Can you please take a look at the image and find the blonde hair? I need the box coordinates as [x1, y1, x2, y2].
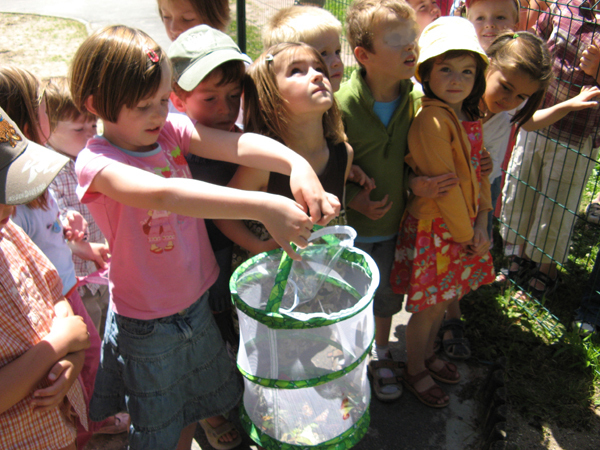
[70, 25, 169, 123]
[244, 43, 346, 146]
[466, 0, 520, 25]
[0, 65, 47, 145]
[157, 0, 230, 32]
[346, 0, 417, 53]
[43, 77, 96, 131]
[263, 6, 342, 49]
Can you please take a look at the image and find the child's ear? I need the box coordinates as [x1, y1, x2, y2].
[84, 96, 99, 116]
[169, 91, 187, 113]
[354, 46, 370, 67]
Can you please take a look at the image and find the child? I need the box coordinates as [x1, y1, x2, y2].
[169, 25, 251, 351]
[214, 42, 361, 264]
[500, 0, 600, 300]
[70, 25, 339, 450]
[44, 76, 111, 336]
[157, 0, 230, 40]
[407, 0, 441, 34]
[336, 0, 459, 402]
[0, 65, 127, 445]
[0, 106, 90, 450]
[465, 0, 520, 51]
[263, 6, 345, 92]
[390, 17, 495, 407]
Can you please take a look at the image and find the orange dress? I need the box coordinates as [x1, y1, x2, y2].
[390, 120, 495, 312]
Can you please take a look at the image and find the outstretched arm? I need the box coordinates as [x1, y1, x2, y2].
[89, 163, 317, 259]
[522, 85, 600, 131]
[188, 124, 340, 225]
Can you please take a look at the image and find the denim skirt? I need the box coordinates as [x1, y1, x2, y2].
[90, 292, 243, 450]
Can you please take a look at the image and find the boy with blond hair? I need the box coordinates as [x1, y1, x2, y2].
[262, 5, 345, 92]
[336, 0, 460, 402]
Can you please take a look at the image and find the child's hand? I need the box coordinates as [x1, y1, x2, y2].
[410, 174, 459, 198]
[480, 148, 493, 177]
[289, 161, 340, 225]
[45, 315, 90, 357]
[348, 187, 392, 221]
[69, 241, 110, 269]
[348, 165, 376, 190]
[580, 43, 600, 80]
[259, 196, 314, 260]
[63, 210, 88, 242]
[466, 226, 490, 258]
[31, 350, 85, 414]
[564, 85, 600, 111]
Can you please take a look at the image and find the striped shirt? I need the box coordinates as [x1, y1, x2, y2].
[0, 220, 87, 449]
[537, 0, 600, 148]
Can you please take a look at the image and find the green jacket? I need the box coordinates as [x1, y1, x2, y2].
[335, 69, 421, 237]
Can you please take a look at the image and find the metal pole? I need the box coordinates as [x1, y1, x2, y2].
[237, 0, 246, 53]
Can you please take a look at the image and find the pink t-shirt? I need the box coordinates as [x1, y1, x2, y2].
[76, 114, 218, 319]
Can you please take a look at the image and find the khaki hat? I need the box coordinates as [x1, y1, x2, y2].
[415, 16, 489, 83]
[0, 107, 68, 205]
[168, 25, 252, 91]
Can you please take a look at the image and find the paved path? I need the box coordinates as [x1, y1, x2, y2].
[0, 2, 488, 448]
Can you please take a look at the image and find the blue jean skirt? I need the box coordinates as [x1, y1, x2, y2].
[90, 292, 243, 450]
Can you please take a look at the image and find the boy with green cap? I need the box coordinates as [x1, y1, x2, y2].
[168, 24, 251, 358]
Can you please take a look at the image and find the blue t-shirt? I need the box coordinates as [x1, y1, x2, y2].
[373, 96, 401, 128]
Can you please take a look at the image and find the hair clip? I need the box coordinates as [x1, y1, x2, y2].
[265, 53, 274, 62]
[146, 48, 159, 63]
[513, 33, 520, 39]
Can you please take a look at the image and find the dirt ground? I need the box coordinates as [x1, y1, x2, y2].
[3, 10, 600, 450]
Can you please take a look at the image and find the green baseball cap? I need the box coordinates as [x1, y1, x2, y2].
[168, 25, 252, 91]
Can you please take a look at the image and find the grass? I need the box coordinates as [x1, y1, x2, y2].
[460, 202, 600, 429]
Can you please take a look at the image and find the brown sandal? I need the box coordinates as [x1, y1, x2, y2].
[425, 354, 460, 384]
[400, 363, 449, 408]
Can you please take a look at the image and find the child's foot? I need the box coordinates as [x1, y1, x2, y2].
[199, 416, 242, 449]
[367, 360, 403, 402]
[401, 364, 449, 408]
[439, 319, 471, 360]
[425, 354, 460, 384]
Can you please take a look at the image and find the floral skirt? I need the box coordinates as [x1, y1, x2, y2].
[390, 214, 495, 313]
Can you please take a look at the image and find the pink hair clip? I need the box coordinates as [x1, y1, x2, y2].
[146, 48, 159, 63]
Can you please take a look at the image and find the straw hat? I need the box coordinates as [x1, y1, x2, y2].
[415, 16, 489, 82]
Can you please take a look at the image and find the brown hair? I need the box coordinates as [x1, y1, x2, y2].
[419, 50, 488, 121]
[346, 0, 417, 54]
[70, 25, 169, 123]
[486, 31, 552, 129]
[243, 42, 346, 146]
[43, 77, 96, 131]
[0, 66, 45, 145]
[263, 6, 342, 49]
[157, 0, 230, 32]
[172, 60, 245, 99]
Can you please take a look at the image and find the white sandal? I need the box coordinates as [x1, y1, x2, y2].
[198, 418, 242, 450]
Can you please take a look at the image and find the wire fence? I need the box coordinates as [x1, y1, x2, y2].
[234, 0, 600, 346]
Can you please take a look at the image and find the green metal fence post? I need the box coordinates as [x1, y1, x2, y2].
[237, 0, 246, 53]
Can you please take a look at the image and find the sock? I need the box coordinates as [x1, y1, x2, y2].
[375, 344, 390, 360]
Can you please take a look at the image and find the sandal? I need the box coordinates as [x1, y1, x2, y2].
[199, 418, 242, 450]
[439, 319, 471, 360]
[399, 363, 449, 408]
[586, 201, 600, 225]
[495, 255, 536, 285]
[526, 271, 558, 301]
[425, 354, 461, 384]
[367, 360, 403, 402]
